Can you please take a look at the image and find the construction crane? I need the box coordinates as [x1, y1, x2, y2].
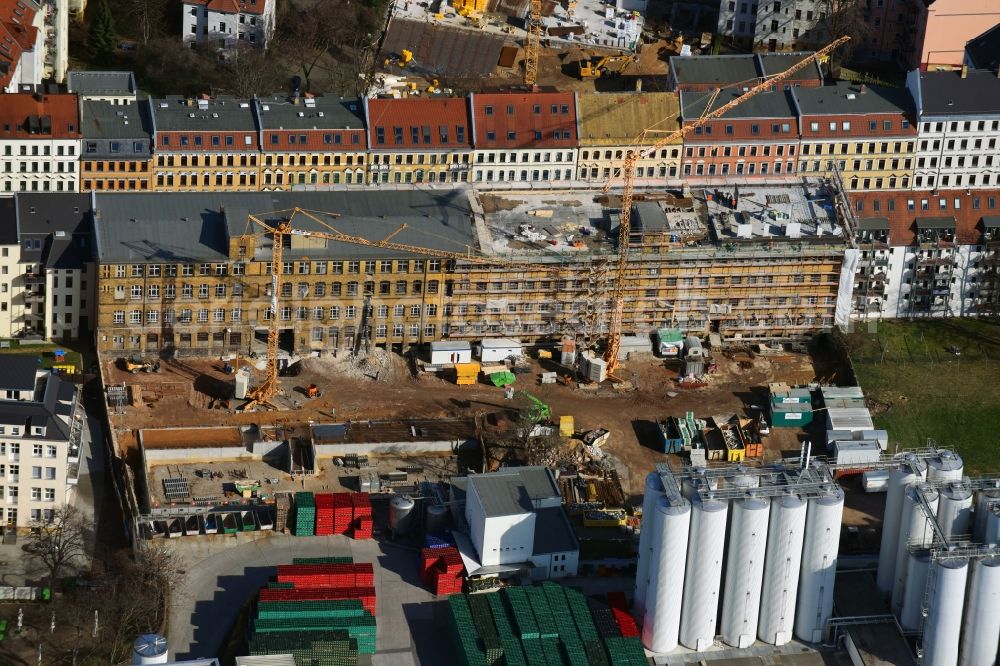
[240, 208, 565, 410]
[523, 0, 542, 85]
[601, 36, 850, 375]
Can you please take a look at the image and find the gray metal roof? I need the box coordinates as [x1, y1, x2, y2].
[533, 506, 578, 555]
[670, 54, 760, 87]
[0, 355, 39, 391]
[67, 71, 136, 97]
[256, 95, 365, 130]
[915, 216, 956, 229]
[150, 96, 257, 132]
[857, 217, 890, 231]
[965, 24, 1000, 72]
[917, 70, 1000, 116]
[983, 215, 1000, 229]
[81, 100, 153, 140]
[0, 198, 17, 245]
[16, 193, 94, 268]
[632, 201, 668, 231]
[681, 88, 796, 120]
[467, 466, 560, 517]
[792, 82, 914, 116]
[0, 374, 73, 441]
[757, 52, 824, 82]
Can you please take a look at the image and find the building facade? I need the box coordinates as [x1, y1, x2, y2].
[364, 97, 471, 186]
[716, 0, 830, 51]
[669, 51, 824, 92]
[67, 70, 138, 105]
[182, 0, 275, 49]
[0, 0, 44, 93]
[0, 93, 80, 195]
[80, 99, 153, 192]
[469, 91, 578, 184]
[911, 0, 1000, 70]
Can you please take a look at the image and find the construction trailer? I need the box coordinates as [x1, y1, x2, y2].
[429, 341, 473, 365]
[478, 338, 523, 363]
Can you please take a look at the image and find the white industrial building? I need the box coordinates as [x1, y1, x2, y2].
[635, 461, 844, 653]
[450, 466, 579, 580]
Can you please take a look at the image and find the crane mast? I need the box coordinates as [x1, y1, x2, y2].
[524, 0, 542, 85]
[601, 36, 850, 375]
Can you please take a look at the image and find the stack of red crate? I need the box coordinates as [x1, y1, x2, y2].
[419, 546, 464, 595]
[606, 591, 640, 637]
[332, 493, 354, 535]
[313, 493, 335, 536]
[353, 562, 374, 587]
[351, 493, 373, 539]
[259, 586, 377, 614]
[276, 563, 372, 587]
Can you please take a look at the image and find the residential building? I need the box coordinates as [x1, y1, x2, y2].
[716, 0, 831, 51]
[848, 188, 1000, 318]
[911, 0, 1000, 70]
[906, 67, 1000, 190]
[256, 94, 367, 190]
[92, 191, 461, 355]
[469, 91, 578, 184]
[0, 357, 81, 533]
[148, 96, 260, 192]
[792, 81, 916, 191]
[453, 467, 578, 580]
[181, 0, 276, 50]
[679, 88, 800, 181]
[669, 51, 824, 92]
[15, 193, 95, 340]
[364, 96, 472, 185]
[67, 70, 137, 105]
[0, 0, 43, 93]
[80, 99, 154, 192]
[861, 0, 914, 63]
[0, 199, 19, 337]
[0, 93, 80, 195]
[575, 92, 683, 184]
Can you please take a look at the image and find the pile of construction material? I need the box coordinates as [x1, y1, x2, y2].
[293, 492, 374, 540]
[420, 544, 465, 595]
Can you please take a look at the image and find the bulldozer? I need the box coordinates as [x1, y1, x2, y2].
[121, 355, 160, 374]
[577, 54, 637, 79]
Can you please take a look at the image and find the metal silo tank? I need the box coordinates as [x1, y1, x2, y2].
[389, 495, 415, 535]
[937, 482, 973, 539]
[794, 488, 844, 643]
[758, 493, 807, 646]
[425, 503, 450, 535]
[923, 557, 969, 666]
[926, 450, 964, 483]
[899, 550, 931, 632]
[973, 486, 1000, 542]
[892, 484, 939, 614]
[634, 472, 666, 619]
[720, 496, 771, 649]
[729, 469, 759, 490]
[959, 556, 1000, 666]
[984, 503, 1000, 545]
[131, 634, 169, 665]
[876, 455, 926, 595]
[642, 496, 692, 653]
[679, 495, 729, 651]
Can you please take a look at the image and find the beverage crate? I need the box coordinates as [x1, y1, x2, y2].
[486, 592, 526, 666]
[605, 593, 639, 639]
[539, 636, 562, 666]
[294, 492, 316, 536]
[259, 586, 376, 614]
[603, 636, 648, 665]
[587, 598, 621, 639]
[466, 594, 498, 644]
[563, 588, 599, 643]
[503, 587, 539, 640]
[424, 534, 453, 549]
[583, 639, 610, 666]
[352, 515, 373, 540]
[430, 565, 463, 596]
[525, 587, 557, 639]
[351, 492, 372, 517]
[292, 556, 354, 565]
[256, 600, 368, 620]
[448, 595, 487, 666]
[315, 493, 336, 536]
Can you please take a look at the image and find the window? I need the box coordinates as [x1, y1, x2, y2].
[44, 488, 55, 502]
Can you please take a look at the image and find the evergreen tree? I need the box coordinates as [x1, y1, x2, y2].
[87, 0, 118, 65]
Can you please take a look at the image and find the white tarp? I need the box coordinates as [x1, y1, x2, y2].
[835, 248, 860, 330]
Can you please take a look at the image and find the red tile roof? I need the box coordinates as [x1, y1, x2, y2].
[365, 97, 472, 150]
[0, 94, 81, 140]
[183, 0, 267, 15]
[0, 0, 38, 90]
[850, 189, 1000, 246]
[471, 91, 577, 149]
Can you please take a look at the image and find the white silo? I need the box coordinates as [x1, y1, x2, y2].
[729, 470, 759, 490]
[877, 454, 927, 595]
[794, 488, 844, 643]
[973, 486, 1000, 542]
[132, 634, 169, 665]
[720, 496, 770, 649]
[634, 472, 666, 618]
[758, 493, 807, 646]
[959, 556, 1000, 666]
[923, 557, 969, 666]
[984, 503, 1000, 545]
[892, 484, 940, 614]
[937, 482, 973, 539]
[926, 450, 964, 483]
[679, 495, 729, 651]
[642, 496, 692, 653]
[899, 550, 931, 632]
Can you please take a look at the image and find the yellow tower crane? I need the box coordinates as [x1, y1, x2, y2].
[524, 0, 542, 85]
[600, 36, 850, 376]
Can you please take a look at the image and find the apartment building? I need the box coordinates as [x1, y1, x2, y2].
[964, 23, 1000, 71]
[0, 93, 80, 195]
[469, 91, 578, 184]
[0, 199, 18, 337]
[80, 99, 154, 193]
[92, 191, 463, 355]
[848, 188, 1000, 318]
[0, 356, 81, 532]
[148, 96, 260, 192]
[67, 70, 137, 105]
[792, 81, 916, 191]
[668, 51, 824, 92]
[906, 67, 1000, 190]
[182, 0, 275, 50]
[716, 0, 830, 51]
[0, 0, 43, 93]
[256, 94, 367, 190]
[575, 92, 682, 184]
[910, 0, 1000, 70]
[861, 0, 915, 63]
[679, 88, 800, 180]
[364, 97, 471, 186]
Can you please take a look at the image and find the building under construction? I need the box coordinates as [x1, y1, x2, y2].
[91, 181, 853, 357]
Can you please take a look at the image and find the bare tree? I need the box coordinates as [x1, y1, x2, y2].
[816, 0, 873, 72]
[127, 0, 166, 45]
[279, 0, 376, 92]
[225, 46, 284, 98]
[26, 505, 88, 593]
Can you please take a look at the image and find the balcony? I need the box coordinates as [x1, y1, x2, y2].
[22, 290, 43, 303]
[24, 273, 44, 286]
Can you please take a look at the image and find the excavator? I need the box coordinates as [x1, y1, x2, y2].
[578, 54, 637, 79]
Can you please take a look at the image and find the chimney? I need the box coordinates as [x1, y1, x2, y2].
[961, 64, 968, 79]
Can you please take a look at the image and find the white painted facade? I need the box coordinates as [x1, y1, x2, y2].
[472, 149, 577, 184]
[465, 482, 535, 567]
[0, 245, 18, 337]
[45, 265, 93, 340]
[717, 0, 828, 49]
[182, 0, 276, 50]
[0, 139, 79, 194]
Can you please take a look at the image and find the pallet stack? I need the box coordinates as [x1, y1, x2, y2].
[605, 592, 639, 638]
[314, 493, 335, 536]
[294, 492, 316, 536]
[247, 630, 359, 666]
[419, 546, 464, 595]
[351, 492, 372, 539]
[333, 493, 353, 535]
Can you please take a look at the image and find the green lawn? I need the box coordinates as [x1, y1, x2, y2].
[0, 341, 85, 372]
[845, 319, 1000, 474]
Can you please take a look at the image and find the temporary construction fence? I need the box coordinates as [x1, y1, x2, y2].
[447, 583, 642, 666]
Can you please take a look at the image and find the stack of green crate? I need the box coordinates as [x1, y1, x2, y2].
[294, 492, 316, 536]
[564, 588, 599, 643]
[584, 640, 610, 666]
[603, 636, 648, 666]
[292, 556, 354, 564]
[256, 599, 368, 620]
[250, 614, 376, 653]
[448, 594, 486, 666]
[266, 581, 295, 589]
[486, 592, 526, 666]
[504, 587, 539, 640]
[542, 584, 587, 666]
[248, 629, 359, 666]
[467, 595, 502, 666]
[525, 587, 558, 640]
